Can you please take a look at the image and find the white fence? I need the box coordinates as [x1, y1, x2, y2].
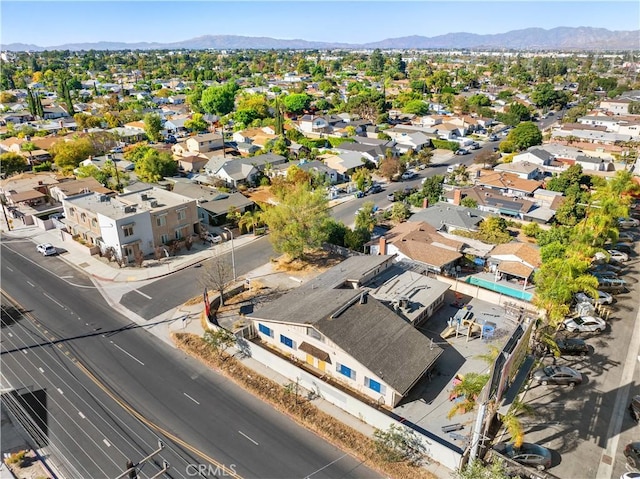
[234, 336, 464, 471]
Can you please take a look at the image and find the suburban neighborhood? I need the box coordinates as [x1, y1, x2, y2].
[1, 12, 640, 479]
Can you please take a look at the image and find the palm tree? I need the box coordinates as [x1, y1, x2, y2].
[447, 372, 489, 419]
[20, 141, 37, 166]
[238, 208, 264, 235]
[500, 398, 536, 448]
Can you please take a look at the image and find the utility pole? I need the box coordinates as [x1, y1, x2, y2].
[113, 440, 166, 479]
[1, 201, 12, 231]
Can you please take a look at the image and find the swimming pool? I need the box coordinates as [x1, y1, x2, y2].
[466, 276, 534, 301]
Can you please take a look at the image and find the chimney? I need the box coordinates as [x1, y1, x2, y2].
[453, 189, 462, 206]
[379, 236, 386, 255]
[59, 120, 63, 128]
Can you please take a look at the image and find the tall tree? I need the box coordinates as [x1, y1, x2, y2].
[201, 82, 238, 115]
[143, 113, 163, 142]
[261, 183, 330, 260]
[134, 149, 177, 183]
[0, 152, 29, 176]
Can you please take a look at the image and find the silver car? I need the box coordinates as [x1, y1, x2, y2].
[533, 365, 582, 387]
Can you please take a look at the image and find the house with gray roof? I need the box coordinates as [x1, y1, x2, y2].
[205, 153, 287, 188]
[248, 255, 443, 407]
[169, 180, 255, 226]
[410, 202, 488, 233]
[512, 148, 553, 167]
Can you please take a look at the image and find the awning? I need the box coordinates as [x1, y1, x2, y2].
[498, 261, 533, 279]
[299, 342, 331, 364]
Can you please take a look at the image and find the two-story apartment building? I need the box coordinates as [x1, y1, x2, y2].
[186, 132, 224, 154]
[63, 187, 199, 263]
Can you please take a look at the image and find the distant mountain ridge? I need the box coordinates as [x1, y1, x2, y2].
[3, 27, 638, 51]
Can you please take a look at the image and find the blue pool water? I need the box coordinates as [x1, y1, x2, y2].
[466, 276, 534, 301]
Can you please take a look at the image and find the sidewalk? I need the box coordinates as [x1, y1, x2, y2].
[1, 221, 262, 283]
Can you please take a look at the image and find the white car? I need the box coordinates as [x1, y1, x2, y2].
[574, 291, 613, 306]
[204, 233, 222, 244]
[36, 243, 57, 256]
[447, 163, 461, 173]
[563, 315, 606, 333]
[618, 217, 639, 228]
[607, 249, 629, 262]
[401, 170, 417, 180]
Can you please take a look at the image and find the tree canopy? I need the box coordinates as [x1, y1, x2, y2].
[281, 93, 311, 114]
[134, 149, 177, 183]
[505, 122, 542, 151]
[262, 183, 330, 260]
[0, 152, 28, 176]
[201, 82, 239, 116]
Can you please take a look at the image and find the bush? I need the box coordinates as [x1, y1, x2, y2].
[432, 139, 459, 151]
[522, 222, 542, 238]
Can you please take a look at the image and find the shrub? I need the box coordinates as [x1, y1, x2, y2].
[522, 222, 542, 238]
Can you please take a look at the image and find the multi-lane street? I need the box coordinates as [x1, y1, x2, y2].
[1, 240, 381, 479]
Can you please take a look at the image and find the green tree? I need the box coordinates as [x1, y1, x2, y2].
[390, 202, 411, 222]
[282, 93, 311, 114]
[467, 94, 491, 108]
[262, 183, 330, 260]
[369, 49, 385, 75]
[344, 227, 371, 252]
[201, 82, 239, 115]
[421, 175, 444, 207]
[20, 141, 37, 164]
[323, 218, 348, 247]
[355, 201, 378, 232]
[345, 89, 386, 122]
[234, 108, 260, 128]
[506, 122, 542, 151]
[460, 197, 478, 208]
[143, 113, 162, 142]
[351, 167, 372, 193]
[456, 459, 515, 479]
[134, 149, 177, 182]
[402, 100, 429, 115]
[238, 208, 264, 235]
[52, 137, 95, 172]
[0, 152, 28, 176]
[203, 328, 237, 359]
[477, 216, 512, 244]
[508, 102, 531, 122]
[373, 424, 426, 466]
[0, 92, 17, 103]
[447, 372, 489, 419]
[184, 113, 209, 133]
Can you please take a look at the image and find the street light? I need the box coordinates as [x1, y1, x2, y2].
[223, 227, 236, 281]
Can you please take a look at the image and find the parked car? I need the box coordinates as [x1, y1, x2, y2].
[455, 148, 469, 156]
[401, 170, 417, 180]
[489, 134, 499, 141]
[367, 184, 383, 194]
[618, 217, 640, 228]
[589, 263, 623, 275]
[607, 249, 629, 262]
[611, 243, 632, 254]
[625, 442, 640, 468]
[597, 277, 627, 293]
[554, 338, 590, 356]
[574, 291, 613, 306]
[469, 142, 481, 150]
[629, 395, 640, 422]
[354, 190, 365, 198]
[447, 163, 461, 173]
[204, 233, 222, 244]
[387, 193, 396, 202]
[533, 365, 583, 387]
[618, 232, 635, 243]
[36, 243, 57, 256]
[492, 442, 552, 470]
[621, 472, 640, 479]
[562, 315, 606, 333]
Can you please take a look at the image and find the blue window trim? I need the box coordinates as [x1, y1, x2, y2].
[280, 334, 295, 349]
[365, 377, 384, 393]
[336, 363, 355, 380]
[258, 323, 273, 338]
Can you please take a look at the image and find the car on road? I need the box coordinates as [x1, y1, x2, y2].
[36, 243, 57, 256]
[629, 395, 640, 422]
[489, 134, 499, 141]
[619, 217, 640, 228]
[562, 315, 606, 333]
[492, 442, 552, 470]
[608, 249, 629, 262]
[574, 291, 613, 306]
[367, 184, 383, 194]
[469, 141, 481, 150]
[386, 193, 396, 202]
[553, 338, 590, 356]
[204, 233, 222, 244]
[455, 148, 470, 156]
[533, 365, 583, 387]
[447, 163, 461, 173]
[401, 170, 417, 180]
[625, 442, 640, 468]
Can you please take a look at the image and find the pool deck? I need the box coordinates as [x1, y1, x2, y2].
[466, 272, 536, 300]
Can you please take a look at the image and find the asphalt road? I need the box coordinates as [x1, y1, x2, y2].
[121, 235, 275, 320]
[0, 240, 381, 479]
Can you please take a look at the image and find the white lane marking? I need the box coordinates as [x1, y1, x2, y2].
[6, 267, 13, 272]
[43, 293, 65, 309]
[184, 392, 200, 405]
[38, 367, 44, 373]
[103, 439, 111, 447]
[8, 332, 12, 338]
[22, 350, 27, 354]
[133, 289, 152, 300]
[79, 412, 86, 419]
[111, 342, 145, 366]
[303, 453, 349, 478]
[238, 431, 259, 446]
[60, 276, 73, 279]
[26, 281, 35, 287]
[57, 388, 64, 395]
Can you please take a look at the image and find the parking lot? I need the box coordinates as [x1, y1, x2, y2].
[517, 233, 640, 478]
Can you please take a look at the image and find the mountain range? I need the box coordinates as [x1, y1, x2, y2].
[3, 27, 639, 52]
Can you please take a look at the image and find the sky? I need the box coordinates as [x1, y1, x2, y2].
[1, 1, 639, 47]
